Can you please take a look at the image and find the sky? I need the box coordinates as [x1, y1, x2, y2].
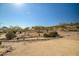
[0, 3, 79, 28]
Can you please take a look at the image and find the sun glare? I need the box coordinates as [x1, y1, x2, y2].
[15, 2, 24, 6]
[15, 2, 23, 5]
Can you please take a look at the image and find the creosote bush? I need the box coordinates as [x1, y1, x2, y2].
[6, 31, 16, 40]
[43, 31, 59, 37]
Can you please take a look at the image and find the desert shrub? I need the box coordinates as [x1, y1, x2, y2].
[37, 30, 43, 33]
[6, 31, 16, 40]
[43, 33, 49, 37]
[19, 31, 22, 34]
[43, 31, 59, 37]
[49, 32, 59, 37]
[76, 26, 79, 29]
[0, 41, 2, 45]
[12, 30, 17, 34]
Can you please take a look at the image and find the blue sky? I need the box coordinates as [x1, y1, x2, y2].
[0, 3, 79, 27]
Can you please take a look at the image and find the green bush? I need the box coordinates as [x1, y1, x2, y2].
[6, 31, 16, 40]
[43, 31, 59, 37]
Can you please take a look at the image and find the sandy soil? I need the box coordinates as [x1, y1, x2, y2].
[1, 31, 79, 56]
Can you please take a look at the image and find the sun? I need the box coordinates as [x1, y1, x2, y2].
[13, 2, 24, 8]
[15, 2, 24, 6]
[15, 2, 23, 5]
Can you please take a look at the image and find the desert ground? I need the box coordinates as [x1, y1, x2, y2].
[0, 31, 79, 56]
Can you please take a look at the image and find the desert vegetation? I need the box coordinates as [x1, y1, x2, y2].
[6, 31, 16, 40]
[43, 31, 59, 37]
[0, 22, 79, 56]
